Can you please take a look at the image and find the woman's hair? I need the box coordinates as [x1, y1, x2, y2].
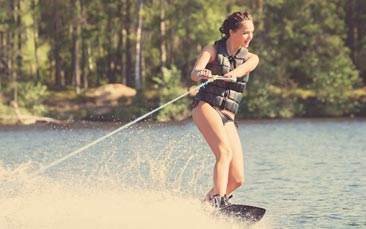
[219, 11, 253, 39]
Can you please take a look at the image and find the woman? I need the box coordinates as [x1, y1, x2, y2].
[191, 11, 259, 208]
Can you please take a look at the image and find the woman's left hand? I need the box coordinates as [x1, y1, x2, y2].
[223, 73, 235, 82]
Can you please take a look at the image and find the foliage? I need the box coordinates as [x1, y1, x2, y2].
[16, 82, 49, 116]
[0, 95, 15, 117]
[247, 0, 363, 118]
[242, 78, 304, 119]
[0, 0, 365, 121]
[152, 66, 189, 121]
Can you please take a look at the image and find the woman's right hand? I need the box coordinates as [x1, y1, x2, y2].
[196, 69, 212, 80]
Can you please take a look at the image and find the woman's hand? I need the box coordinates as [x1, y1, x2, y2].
[197, 69, 212, 80]
[223, 73, 236, 82]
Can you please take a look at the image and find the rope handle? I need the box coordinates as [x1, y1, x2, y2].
[196, 72, 237, 82]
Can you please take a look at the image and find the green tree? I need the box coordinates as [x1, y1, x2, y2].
[246, 0, 361, 117]
[153, 66, 189, 121]
[344, 0, 366, 85]
[0, 0, 365, 121]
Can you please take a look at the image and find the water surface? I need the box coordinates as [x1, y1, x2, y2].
[1, 118, 365, 229]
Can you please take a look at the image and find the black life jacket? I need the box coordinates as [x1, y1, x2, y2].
[195, 39, 250, 114]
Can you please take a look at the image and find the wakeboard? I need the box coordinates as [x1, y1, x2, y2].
[218, 204, 266, 224]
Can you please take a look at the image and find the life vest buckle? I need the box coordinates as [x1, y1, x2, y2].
[220, 98, 227, 110]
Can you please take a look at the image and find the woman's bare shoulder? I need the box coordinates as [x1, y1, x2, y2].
[202, 45, 217, 62]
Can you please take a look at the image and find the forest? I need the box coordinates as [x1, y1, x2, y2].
[0, 0, 365, 124]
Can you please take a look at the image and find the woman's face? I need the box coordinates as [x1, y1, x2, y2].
[230, 20, 254, 48]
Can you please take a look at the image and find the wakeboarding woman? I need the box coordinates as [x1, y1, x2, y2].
[191, 11, 259, 208]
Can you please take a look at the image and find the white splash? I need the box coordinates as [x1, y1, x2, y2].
[0, 162, 269, 229]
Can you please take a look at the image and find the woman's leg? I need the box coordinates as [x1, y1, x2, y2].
[192, 101, 232, 197]
[224, 122, 245, 195]
[202, 122, 244, 200]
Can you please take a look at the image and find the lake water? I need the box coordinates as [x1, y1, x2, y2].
[0, 118, 365, 229]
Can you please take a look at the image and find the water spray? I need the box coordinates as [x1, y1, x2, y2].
[28, 75, 235, 177]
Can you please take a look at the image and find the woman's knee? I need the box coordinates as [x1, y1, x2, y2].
[231, 173, 245, 188]
[236, 175, 245, 187]
[215, 146, 233, 163]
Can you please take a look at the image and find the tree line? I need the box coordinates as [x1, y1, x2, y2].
[0, 0, 365, 121]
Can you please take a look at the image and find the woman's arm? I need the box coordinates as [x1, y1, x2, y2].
[226, 52, 259, 78]
[191, 45, 216, 81]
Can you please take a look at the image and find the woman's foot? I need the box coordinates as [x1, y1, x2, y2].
[211, 194, 232, 208]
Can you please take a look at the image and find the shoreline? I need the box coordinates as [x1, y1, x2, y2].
[1, 116, 366, 129]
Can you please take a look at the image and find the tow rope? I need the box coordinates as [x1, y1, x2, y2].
[32, 75, 236, 177]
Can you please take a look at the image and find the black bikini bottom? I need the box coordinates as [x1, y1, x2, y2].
[212, 107, 238, 128]
[192, 100, 238, 128]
